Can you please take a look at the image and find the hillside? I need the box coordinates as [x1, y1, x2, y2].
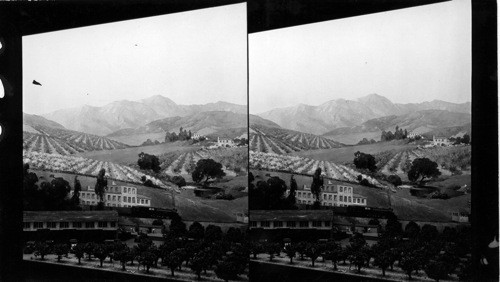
[258, 94, 470, 135]
[249, 124, 344, 154]
[42, 95, 246, 136]
[322, 110, 471, 144]
[23, 113, 129, 154]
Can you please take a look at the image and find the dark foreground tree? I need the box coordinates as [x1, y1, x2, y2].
[71, 176, 82, 207]
[354, 151, 377, 172]
[408, 158, 441, 184]
[165, 249, 184, 276]
[94, 168, 108, 203]
[34, 241, 51, 260]
[191, 159, 226, 187]
[53, 243, 69, 262]
[93, 244, 109, 267]
[310, 168, 324, 204]
[387, 174, 402, 186]
[215, 260, 239, 282]
[72, 243, 85, 264]
[425, 259, 449, 282]
[284, 243, 296, 264]
[137, 152, 161, 172]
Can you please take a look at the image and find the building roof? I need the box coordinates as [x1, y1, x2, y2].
[137, 195, 151, 200]
[250, 210, 333, 221]
[352, 194, 367, 199]
[24, 210, 119, 222]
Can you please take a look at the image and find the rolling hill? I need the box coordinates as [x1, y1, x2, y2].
[249, 124, 344, 154]
[23, 113, 129, 154]
[42, 95, 246, 136]
[322, 110, 471, 144]
[258, 94, 470, 135]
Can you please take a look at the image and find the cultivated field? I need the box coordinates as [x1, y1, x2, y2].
[250, 151, 382, 187]
[23, 125, 129, 155]
[25, 151, 169, 189]
[78, 141, 200, 165]
[289, 140, 413, 164]
[249, 125, 343, 154]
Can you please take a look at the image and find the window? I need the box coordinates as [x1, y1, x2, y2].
[273, 221, 283, 228]
[339, 187, 343, 192]
[47, 222, 56, 228]
[328, 203, 332, 206]
[286, 221, 296, 228]
[98, 222, 107, 228]
[132, 197, 135, 204]
[299, 221, 309, 228]
[118, 196, 121, 201]
[85, 222, 95, 228]
[348, 196, 351, 203]
[146, 200, 149, 205]
[112, 195, 116, 201]
[107, 195, 110, 200]
[334, 195, 337, 201]
[60, 222, 69, 229]
[312, 221, 322, 227]
[92, 194, 95, 199]
[34, 222, 44, 229]
[339, 196, 343, 202]
[323, 194, 327, 200]
[328, 195, 332, 200]
[260, 221, 270, 227]
[324, 221, 331, 227]
[250, 221, 257, 227]
[23, 222, 31, 229]
[73, 222, 82, 228]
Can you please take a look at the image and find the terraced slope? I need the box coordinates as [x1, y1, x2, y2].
[250, 125, 344, 154]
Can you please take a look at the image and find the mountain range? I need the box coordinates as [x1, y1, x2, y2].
[42, 95, 246, 136]
[257, 94, 471, 136]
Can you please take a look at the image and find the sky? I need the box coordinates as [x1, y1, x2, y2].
[250, 0, 471, 114]
[23, 3, 247, 115]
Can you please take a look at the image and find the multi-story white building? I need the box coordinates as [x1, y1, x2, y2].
[192, 133, 204, 140]
[71, 184, 151, 208]
[217, 137, 235, 147]
[291, 180, 367, 207]
[23, 210, 119, 232]
[433, 136, 451, 146]
[408, 132, 421, 139]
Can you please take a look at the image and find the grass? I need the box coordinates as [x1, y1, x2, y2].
[324, 131, 382, 145]
[77, 142, 200, 165]
[106, 132, 167, 146]
[288, 141, 415, 164]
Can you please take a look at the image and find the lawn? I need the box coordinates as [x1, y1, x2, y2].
[77, 142, 200, 165]
[106, 132, 168, 146]
[288, 141, 415, 164]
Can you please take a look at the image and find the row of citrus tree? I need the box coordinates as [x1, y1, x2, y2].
[249, 220, 472, 281]
[26, 219, 249, 281]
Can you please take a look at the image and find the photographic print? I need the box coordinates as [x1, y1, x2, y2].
[21, 3, 249, 281]
[249, 0, 473, 281]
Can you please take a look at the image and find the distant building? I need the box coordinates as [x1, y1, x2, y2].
[217, 137, 235, 147]
[408, 132, 421, 139]
[235, 212, 249, 223]
[70, 185, 151, 208]
[433, 136, 451, 146]
[291, 181, 367, 207]
[192, 133, 204, 140]
[451, 209, 470, 223]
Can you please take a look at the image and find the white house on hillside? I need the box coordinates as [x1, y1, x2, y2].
[433, 136, 451, 146]
[217, 137, 235, 147]
[70, 185, 151, 208]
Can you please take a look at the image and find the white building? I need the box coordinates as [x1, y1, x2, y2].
[433, 136, 451, 146]
[217, 137, 235, 147]
[408, 132, 421, 139]
[71, 185, 151, 208]
[192, 133, 204, 140]
[291, 180, 367, 207]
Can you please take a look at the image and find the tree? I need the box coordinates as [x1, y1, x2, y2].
[373, 250, 393, 276]
[295, 242, 307, 260]
[40, 177, 72, 210]
[205, 225, 223, 243]
[94, 168, 108, 203]
[191, 159, 226, 187]
[164, 249, 184, 276]
[188, 221, 205, 240]
[400, 250, 420, 280]
[408, 158, 441, 184]
[305, 243, 321, 267]
[84, 242, 96, 261]
[323, 242, 342, 270]
[284, 243, 296, 264]
[93, 244, 109, 267]
[169, 216, 187, 238]
[405, 221, 421, 239]
[425, 259, 449, 281]
[420, 224, 439, 242]
[137, 152, 161, 173]
[250, 241, 264, 259]
[34, 241, 51, 260]
[354, 151, 377, 172]
[265, 242, 281, 262]
[190, 250, 208, 280]
[71, 176, 82, 207]
[225, 227, 243, 243]
[461, 134, 470, 144]
[349, 246, 369, 273]
[138, 251, 156, 273]
[114, 246, 131, 271]
[171, 175, 186, 188]
[215, 260, 239, 282]
[287, 175, 298, 206]
[53, 244, 69, 262]
[310, 168, 324, 204]
[387, 175, 402, 186]
[72, 243, 86, 264]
